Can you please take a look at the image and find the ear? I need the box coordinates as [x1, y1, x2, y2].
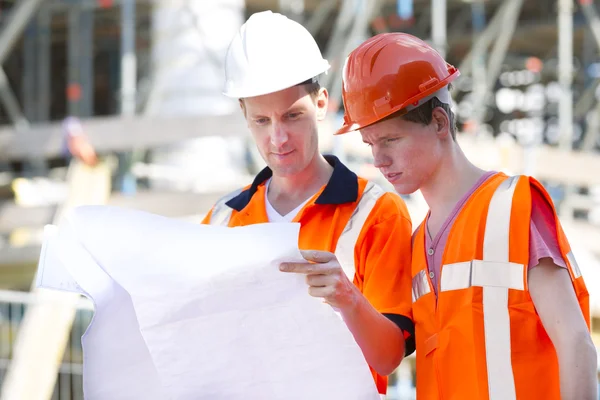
[315, 88, 329, 121]
[431, 107, 450, 139]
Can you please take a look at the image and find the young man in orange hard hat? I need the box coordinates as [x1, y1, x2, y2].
[337, 32, 597, 400]
[201, 11, 415, 395]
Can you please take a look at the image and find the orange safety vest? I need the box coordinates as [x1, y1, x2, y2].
[411, 173, 590, 400]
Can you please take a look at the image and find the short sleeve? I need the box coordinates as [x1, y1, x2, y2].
[529, 185, 567, 270]
[355, 193, 415, 355]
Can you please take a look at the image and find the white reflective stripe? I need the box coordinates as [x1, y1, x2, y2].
[566, 251, 582, 279]
[482, 175, 519, 400]
[207, 189, 242, 226]
[210, 206, 233, 226]
[334, 181, 385, 281]
[412, 269, 432, 302]
[440, 261, 525, 292]
[440, 261, 472, 292]
[484, 176, 518, 262]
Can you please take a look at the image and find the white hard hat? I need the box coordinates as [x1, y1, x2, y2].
[223, 11, 330, 98]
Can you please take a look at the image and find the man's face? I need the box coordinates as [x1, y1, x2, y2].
[241, 85, 328, 177]
[360, 111, 447, 195]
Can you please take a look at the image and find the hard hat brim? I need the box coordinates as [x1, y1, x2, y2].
[223, 62, 330, 99]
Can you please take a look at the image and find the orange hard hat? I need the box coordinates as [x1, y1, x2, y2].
[336, 32, 460, 135]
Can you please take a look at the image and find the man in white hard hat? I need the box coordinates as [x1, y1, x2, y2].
[201, 11, 414, 395]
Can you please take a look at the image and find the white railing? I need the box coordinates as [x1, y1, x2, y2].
[0, 289, 92, 400]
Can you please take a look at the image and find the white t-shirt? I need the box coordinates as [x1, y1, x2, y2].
[264, 178, 312, 223]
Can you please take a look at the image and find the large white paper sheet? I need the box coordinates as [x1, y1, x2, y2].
[37, 205, 380, 400]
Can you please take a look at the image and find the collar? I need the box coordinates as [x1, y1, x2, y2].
[226, 155, 359, 211]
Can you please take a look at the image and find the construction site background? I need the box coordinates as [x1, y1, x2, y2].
[0, 0, 598, 399]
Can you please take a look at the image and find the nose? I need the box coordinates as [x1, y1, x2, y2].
[269, 120, 288, 148]
[372, 146, 392, 169]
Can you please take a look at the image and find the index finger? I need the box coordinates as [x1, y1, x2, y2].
[279, 261, 338, 274]
[300, 250, 336, 263]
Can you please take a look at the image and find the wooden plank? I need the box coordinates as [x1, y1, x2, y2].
[0, 190, 228, 234]
[0, 113, 247, 161]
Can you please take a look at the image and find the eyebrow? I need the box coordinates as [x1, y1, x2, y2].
[363, 134, 395, 144]
[284, 106, 305, 114]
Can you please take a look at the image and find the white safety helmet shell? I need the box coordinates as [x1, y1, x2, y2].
[223, 11, 330, 98]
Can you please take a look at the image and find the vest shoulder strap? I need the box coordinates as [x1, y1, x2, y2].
[207, 188, 243, 226]
[334, 181, 386, 281]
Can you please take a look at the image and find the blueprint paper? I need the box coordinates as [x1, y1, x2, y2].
[37, 205, 380, 400]
[38, 221, 168, 400]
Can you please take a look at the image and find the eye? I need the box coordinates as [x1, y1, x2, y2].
[286, 112, 302, 120]
[386, 138, 398, 143]
[254, 118, 269, 125]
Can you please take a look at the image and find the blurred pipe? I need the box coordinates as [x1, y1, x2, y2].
[558, 0, 574, 152]
[117, 0, 138, 195]
[431, 0, 446, 58]
[0, 0, 44, 65]
[120, 0, 136, 116]
[558, 0, 574, 220]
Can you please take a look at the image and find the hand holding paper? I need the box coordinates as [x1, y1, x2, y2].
[280, 250, 360, 310]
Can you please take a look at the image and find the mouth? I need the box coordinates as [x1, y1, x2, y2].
[272, 150, 294, 157]
[385, 172, 402, 182]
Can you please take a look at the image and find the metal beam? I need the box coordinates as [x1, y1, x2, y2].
[484, 0, 524, 91]
[574, 0, 600, 119]
[0, 69, 28, 130]
[22, 21, 36, 122]
[329, 0, 381, 106]
[579, 0, 600, 50]
[0, 113, 248, 161]
[120, 0, 136, 116]
[0, 0, 42, 131]
[0, 0, 44, 65]
[558, 0, 574, 220]
[582, 102, 600, 151]
[36, 6, 51, 122]
[574, 77, 600, 119]
[0, 189, 229, 235]
[67, 6, 81, 116]
[79, 8, 95, 117]
[451, 0, 511, 95]
[320, 0, 356, 91]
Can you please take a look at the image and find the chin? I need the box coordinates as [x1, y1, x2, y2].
[268, 163, 302, 177]
[392, 182, 419, 196]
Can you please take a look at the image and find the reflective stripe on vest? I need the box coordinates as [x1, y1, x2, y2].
[566, 251, 582, 279]
[479, 175, 520, 400]
[412, 269, 431, 303]
[334, 181, 385, 281]
[207, 189, 242, 226]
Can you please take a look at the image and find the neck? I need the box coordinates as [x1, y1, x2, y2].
[269, 154, 333, 201]
[420, 142, 486, 220]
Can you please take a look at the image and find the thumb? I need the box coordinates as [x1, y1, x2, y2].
[300, 250, 336, 263]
